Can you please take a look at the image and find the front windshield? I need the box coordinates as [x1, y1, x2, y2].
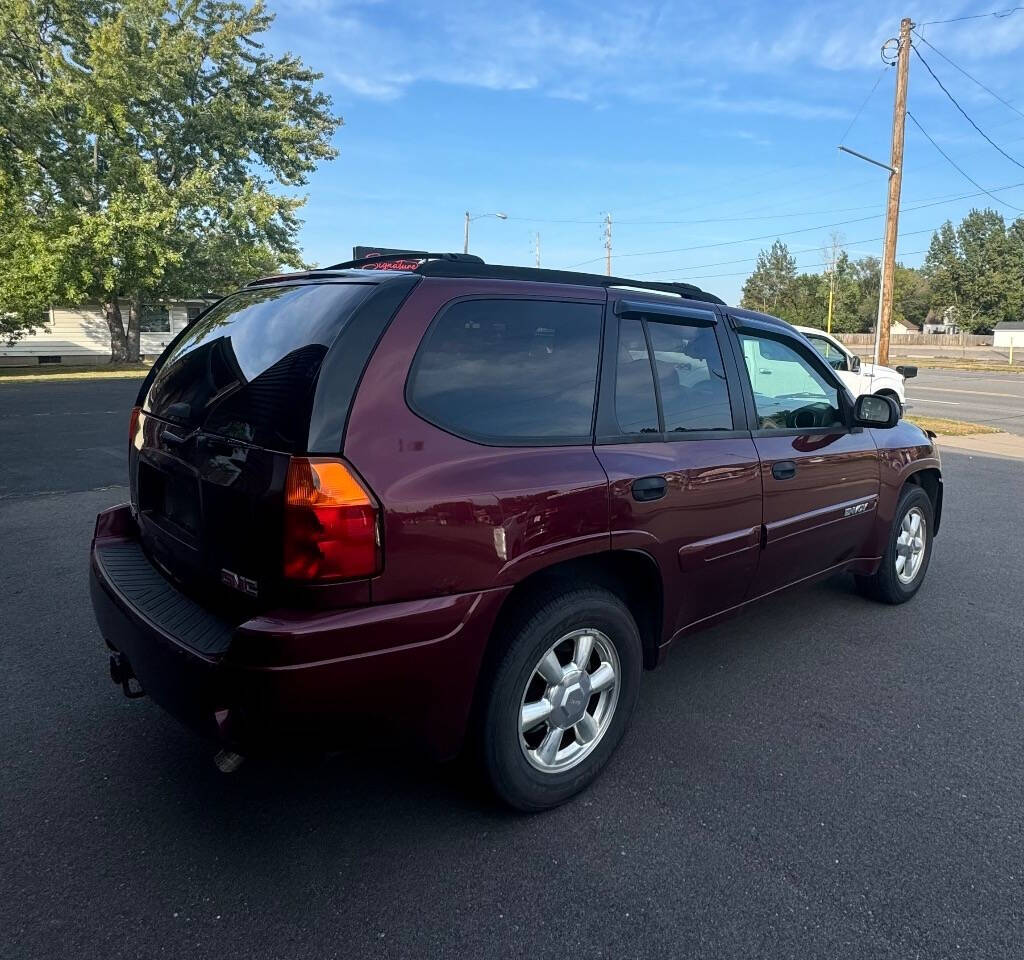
[806, 334, 848, 371]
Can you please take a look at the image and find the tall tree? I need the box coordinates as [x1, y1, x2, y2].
[740, 240, 796, 312]
[0, 0, 341, 358]
[923, 209, 1022, 334]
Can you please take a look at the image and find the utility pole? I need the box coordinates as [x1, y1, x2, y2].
[603, 213, 612, 276]
[878, 16, 913, 366]
[534, 232, 541, 268]
[825, 234, 841, 335]
[463, 211, 471, 255]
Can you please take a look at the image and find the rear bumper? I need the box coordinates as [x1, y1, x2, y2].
[90, 504, 510, 758]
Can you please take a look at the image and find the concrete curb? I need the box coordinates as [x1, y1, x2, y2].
[938, 433, 1024, 461]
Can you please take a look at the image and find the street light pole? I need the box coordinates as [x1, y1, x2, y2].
[463, 211, 508, 254]
[838, 145, 896, 364]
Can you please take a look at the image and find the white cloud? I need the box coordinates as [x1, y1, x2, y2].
[274, 0, 1024, 119]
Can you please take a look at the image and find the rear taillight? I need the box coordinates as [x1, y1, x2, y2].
[283, 458, 382, 581]
[129, 405, 142, 449]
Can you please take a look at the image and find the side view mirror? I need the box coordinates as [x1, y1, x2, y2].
[896, 364, 918, 380]
[853, 393, 899, 429]
[850, 355, 862, 373]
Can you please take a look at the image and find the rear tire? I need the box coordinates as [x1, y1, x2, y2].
[855, 485, 933, 604]
[480, 587, 642, 811]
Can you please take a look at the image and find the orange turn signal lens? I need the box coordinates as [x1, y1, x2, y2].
[285, 458, 374, 509]
[283, 458, 381, 581]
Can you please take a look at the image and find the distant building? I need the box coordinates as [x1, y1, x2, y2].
[0, 299, 217, 367]
[891, 318, 921, 335]
[993, 321, 1024, 349]
[922, 307, 960, 336]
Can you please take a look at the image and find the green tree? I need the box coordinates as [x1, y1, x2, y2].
[0, 0, 341, 358]
[893, 264, 931, 331]
[740, 240, 796, 313]
[923, 209, 1022, 334]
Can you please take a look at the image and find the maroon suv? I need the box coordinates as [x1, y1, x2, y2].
[90, 254, 942, 810]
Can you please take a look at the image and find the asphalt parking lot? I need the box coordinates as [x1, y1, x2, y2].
[2, 379, 1023, 959]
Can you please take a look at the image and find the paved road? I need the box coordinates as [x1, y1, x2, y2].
[3, 380, 1023, 959]
[905, 369, 1024, 435]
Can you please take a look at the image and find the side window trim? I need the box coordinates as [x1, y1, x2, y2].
[614, 299, 718, 325]
[641, 317, 666, 434]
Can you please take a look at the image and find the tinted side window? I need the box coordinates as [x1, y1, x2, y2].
[614, 318, 659, 434]
[739, 333, 843, 430]
[647, 320, 733, 431]
[410, 299, 602, 442]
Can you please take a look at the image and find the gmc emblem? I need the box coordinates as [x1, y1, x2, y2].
[220, 568, 259, 597]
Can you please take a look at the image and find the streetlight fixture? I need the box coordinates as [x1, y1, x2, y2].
[464, 211, 508, 254]
[838, 145, 897, 365]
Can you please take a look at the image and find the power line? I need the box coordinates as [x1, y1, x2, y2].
[680, 248, 932, 283]
[839, 66, 891, 145]
[566, 180, 1024, 268]
[632, 227, 945, 279]
[918, 7, 1024, 27]
[912, 44, 1024, 173]
[911, 31, 1024, 122]
[513, 124, 1024, 233]
[906, 110, 1024, 211]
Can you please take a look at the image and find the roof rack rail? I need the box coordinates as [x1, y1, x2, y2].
[407, 259, 724, 305]
[248, 252, 722, 305]
[321, 252, 484, 271]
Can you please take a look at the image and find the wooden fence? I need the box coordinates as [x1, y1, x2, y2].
[834, 333, 993, 347]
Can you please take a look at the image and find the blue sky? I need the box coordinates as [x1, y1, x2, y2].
[268, 1, 1024, 304]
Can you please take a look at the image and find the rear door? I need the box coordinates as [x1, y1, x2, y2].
[133, 281, 379, 607]
[729, 317, 879, 598]
[593, 296, 763, 637]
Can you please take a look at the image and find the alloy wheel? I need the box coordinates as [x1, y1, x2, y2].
[518, 628, 620, 773]
[895, 506, 927, 584]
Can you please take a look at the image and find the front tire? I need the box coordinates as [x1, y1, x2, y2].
[480, 587, 642, 811]
[876, 389, 903, 417]
[856, 485, 933, 604]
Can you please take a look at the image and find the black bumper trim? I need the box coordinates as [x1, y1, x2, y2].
[94, 541, 233, 656]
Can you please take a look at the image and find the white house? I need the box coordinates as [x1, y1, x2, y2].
[993, 321, 1024, 348]
[0, 300, 216, 367]
[890, 318, 921, 335]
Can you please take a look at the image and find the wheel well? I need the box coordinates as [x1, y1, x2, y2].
[487, 551, 664, 672]
[903, 468, 942, 533]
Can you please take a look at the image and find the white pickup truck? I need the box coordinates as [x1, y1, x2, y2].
[795, 325, 916, 412]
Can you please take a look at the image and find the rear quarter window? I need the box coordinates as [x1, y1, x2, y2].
[408, 298, 603, 444]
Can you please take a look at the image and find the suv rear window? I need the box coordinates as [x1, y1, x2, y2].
[144, 283, 373, 450]
[408, 299, 603, 443]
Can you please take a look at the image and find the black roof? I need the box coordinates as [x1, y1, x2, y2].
[248, 252, 724, 305]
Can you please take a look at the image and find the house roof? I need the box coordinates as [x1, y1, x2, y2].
[895, 318, 920, 330]
[995, 321, 1024, 330]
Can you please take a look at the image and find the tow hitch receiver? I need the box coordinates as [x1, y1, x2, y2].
[109, 652, 146, 699]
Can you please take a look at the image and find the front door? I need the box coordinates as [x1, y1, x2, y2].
[734, 322, 879, 598]
[594, 299, 763, 638]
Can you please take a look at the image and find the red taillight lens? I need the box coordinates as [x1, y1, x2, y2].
[129, 405, 142, 449]
[283, 458, 381, 581]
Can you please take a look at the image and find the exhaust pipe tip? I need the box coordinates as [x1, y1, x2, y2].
[213, 749, 245, 774]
